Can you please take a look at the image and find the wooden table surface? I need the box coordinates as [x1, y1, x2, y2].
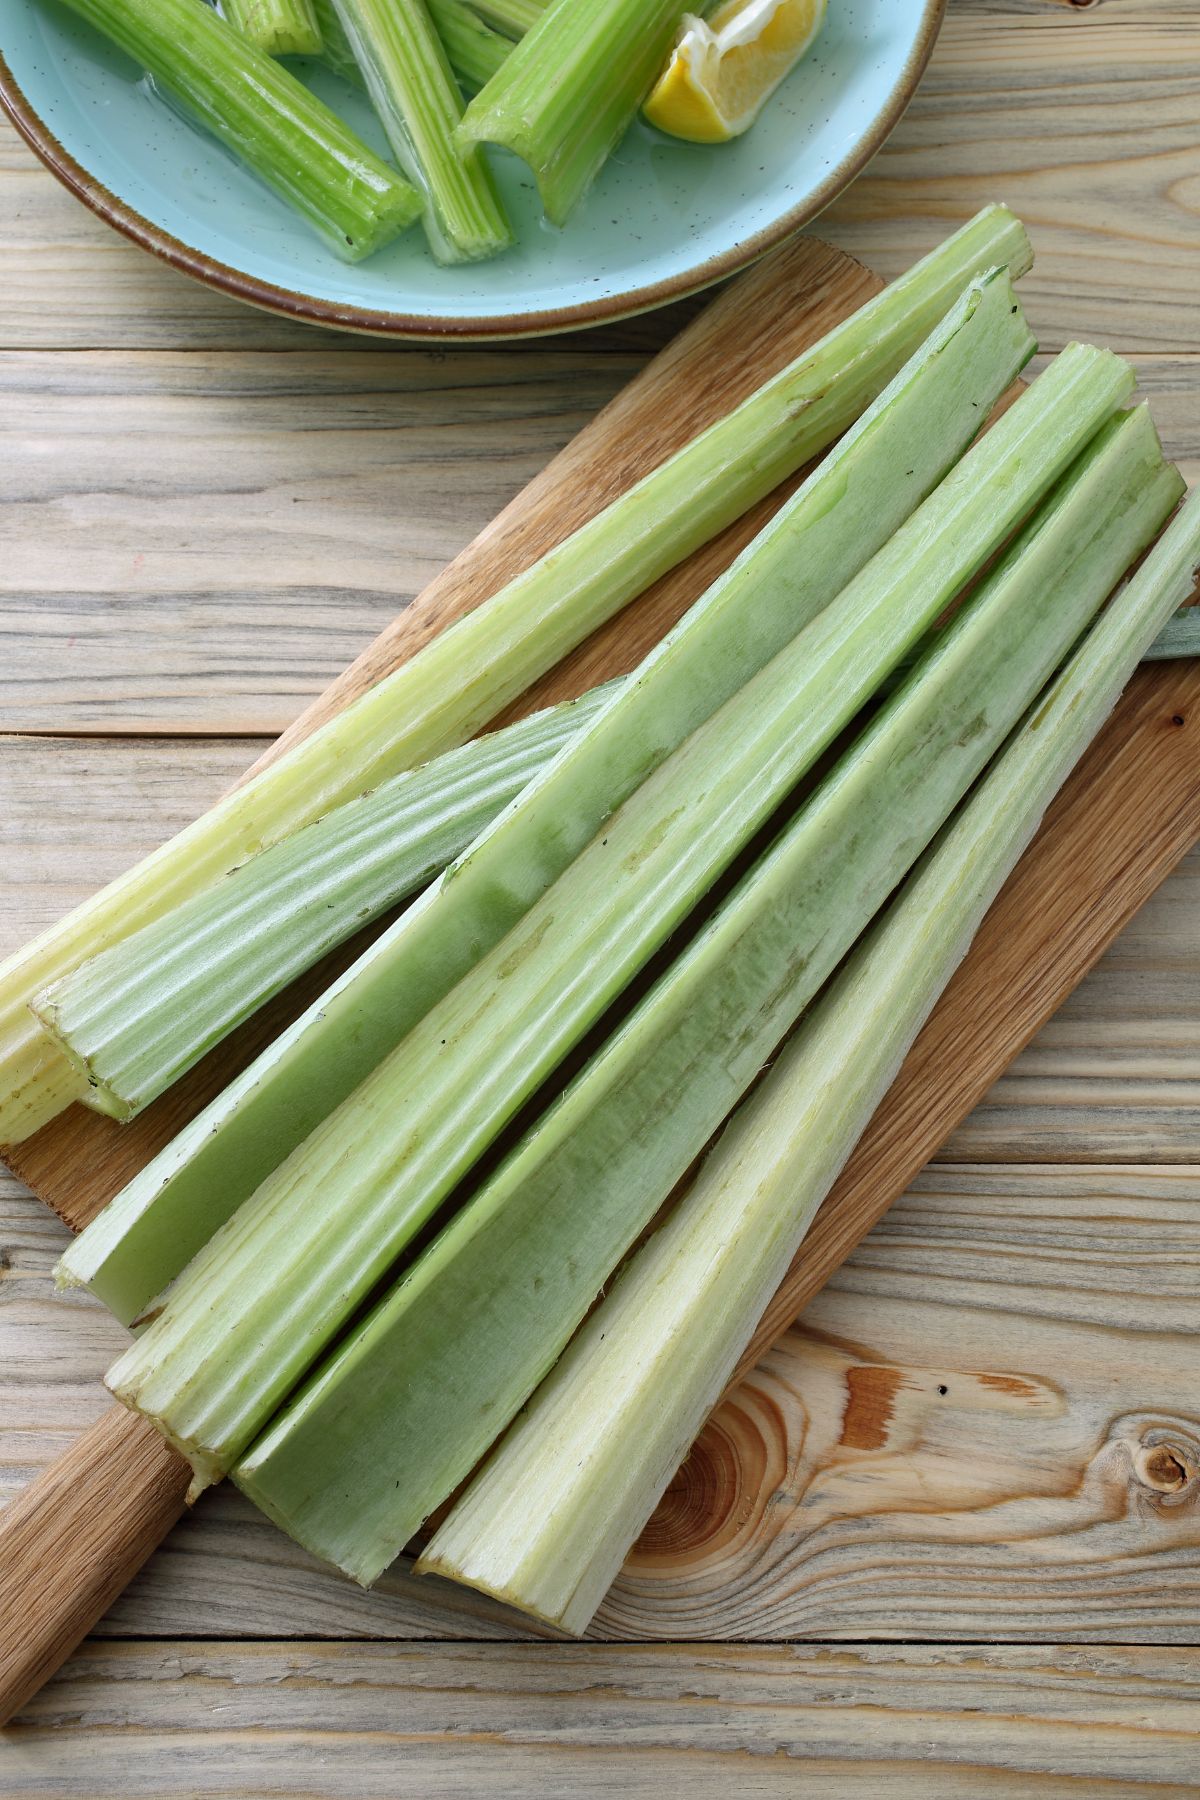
[3, 0, 1200, 1789]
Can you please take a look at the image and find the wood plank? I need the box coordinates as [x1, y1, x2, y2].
[4, 734, 1199, 1164]
[823, 0, 1200, 356]
[944, 841, 1200, 1160]
[1, 347, 1196, 735]
[3, 0, 1199, 353]
[0, 739, 249, 957]
[5, 1642, 1200, 1794]
[0, 346, 639, 734]
[5, 1165, 1197, 1643]
[0, 240, 871, 741]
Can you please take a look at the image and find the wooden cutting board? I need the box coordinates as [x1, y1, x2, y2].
[2, 233, 1199, 1722]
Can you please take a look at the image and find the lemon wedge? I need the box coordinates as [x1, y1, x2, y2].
[644, 0, 828, 144]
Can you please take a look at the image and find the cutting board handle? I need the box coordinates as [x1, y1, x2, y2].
[0, 1405, 190, 1725]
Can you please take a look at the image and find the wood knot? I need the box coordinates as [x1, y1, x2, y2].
[638, 1423, 744, 1559]
[1135, 1442, 1194, 1496]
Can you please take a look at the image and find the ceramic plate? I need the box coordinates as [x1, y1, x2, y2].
[0, 0, 944, 337]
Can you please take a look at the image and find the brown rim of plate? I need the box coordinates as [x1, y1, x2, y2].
[0, 0, 946, 341]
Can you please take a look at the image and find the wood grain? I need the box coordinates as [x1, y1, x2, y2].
[822, 0, 1200, 356]
[0, 347, 1194, 736]
[6, 1165, 1198, 1645]
[606, 1184, 1200, 1642]
[0, 347, 639, 734]
[5, 1642, 1200, 1792]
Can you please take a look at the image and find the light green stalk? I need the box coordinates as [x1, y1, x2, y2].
[236, 410, 1180, 1586]
[422, 481, 1200, 1637]
[1142, 607, 1200, 659]
[70, 267, 1030, 1341]
[310, 0, 366, 77]
[457, 0, 689, 225]
[470, 0, 542, 35]
[223, 0, 322, 56]
[49, 0, 420, 256]
[889, 584, 1200, 693]
[427, 0, 512, 88]
[314, 0, 512, 89]
[0, 204, 1030, 1148]
[50, 689, 614, 1332]
[105, 341, 1129, 1493]
[41, 685, 617, 1137]
[329, 0, 512, 261]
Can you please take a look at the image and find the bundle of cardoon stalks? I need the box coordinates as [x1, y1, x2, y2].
[17, 210, 1197, 1633]
[55, 231, 1033, 1331]
[0, 204, 1030, 1147]
[421, 485, 1200, 1633]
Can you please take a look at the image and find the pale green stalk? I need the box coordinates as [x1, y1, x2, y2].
[314, 0, 512, 89]
[105, 342, 1129, 1492]
[1143, 607, 1200, 659]
[890, 589, 1200, 694]
[69, 268, 1030, 1340]
[48, 0, 420, 255]
[457, 0, 689, 225]
[50, 689, 612, 1331]
[310, 0, 361, 76]
[422, 482, 1200, 1636]
[427, 0, 512, 88]
[236, 410, 1180, 1586]
[0, 204, 1029, 1147]
[224, 0, 322, 56]
[330, 0, 512, 261]
[41, 685, 616, 1137]
[471, 0, 542, 35]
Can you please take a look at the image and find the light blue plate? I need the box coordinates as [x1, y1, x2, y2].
[0, 0, 943, 337]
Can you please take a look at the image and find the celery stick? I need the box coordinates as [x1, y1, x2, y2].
[330, 0, 512, 261]
[40, 685, 617, 1140]
[457, 0, 689, 225]
[428, 0, 512, 88]
[888, 587, 1200, 694]
[422, 484, 1200, 1635]
[237, 410, 1180, 1586]
[0, 204, 1030, 1148]
[471, 0, 542, 35]
[315, 0, 511, 89]
[105, 342, 1129, 1492]
[310, 0, 363, 78]
[223, 0, 322, 56]
[70, 269, 1032, 1332]
[1142, 607, 1200, 659]
[48, 0, 421, 257]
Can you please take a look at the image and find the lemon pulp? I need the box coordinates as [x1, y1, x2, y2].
[644, 0, 828, 144]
